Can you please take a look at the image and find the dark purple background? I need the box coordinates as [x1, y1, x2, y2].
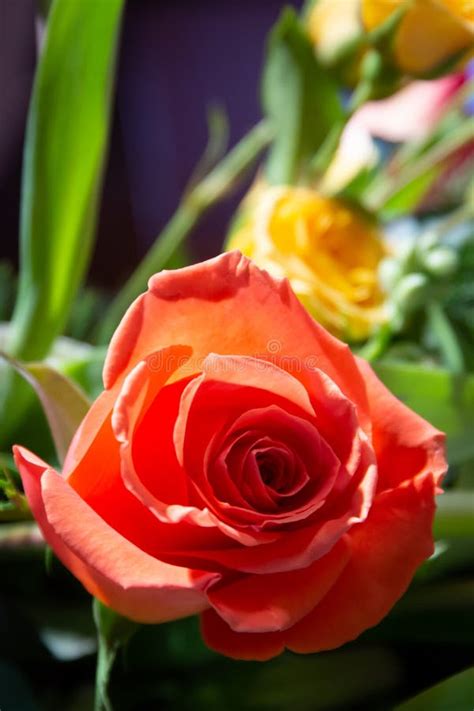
[0, 0, 301, 289]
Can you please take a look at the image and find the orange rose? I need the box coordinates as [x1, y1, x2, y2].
[14, 252, 446, 660]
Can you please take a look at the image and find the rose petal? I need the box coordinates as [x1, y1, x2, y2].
[202, 468, 437, 659]
[106, 346, 261, 546]
[111, 357, 277, 546]
[103, 252, 370, 430]
[207, 536, 350, 633]
[148, 428, 375, 577]
[285, 471, 437, 653]
[173, 354, 317, 471]
[200, 610, 284, 661]
[171, 374, 325, 544]
[14, 446, 218, 623]
[112, 345, 193, 516]
[62, 390, 227, 563]
[356, 357, 446, 492]
[300, 366, 364, 487]
[200, 354, 315, 416]
[130, 375, 194, 506]
[64, 387, 117, 481]
[208, 405, 341, 522]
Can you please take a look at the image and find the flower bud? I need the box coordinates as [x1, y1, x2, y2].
[422, 247, 459, 278]
[378, 257, 404, 292]
[417, 230, 440, 254]
[392, 272, 430, 313]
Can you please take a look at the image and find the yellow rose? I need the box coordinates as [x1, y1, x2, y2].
[308, 0, 362, 65]
[308, 0, 473, 77]
[227, 186, 387, 341]
[362, 0, 474, 75]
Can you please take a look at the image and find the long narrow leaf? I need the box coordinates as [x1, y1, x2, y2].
[1, 0, 123, 448]
[262, 8, 343, 185]
[9, 0, 124, 360]
[395, 667, 474, 710]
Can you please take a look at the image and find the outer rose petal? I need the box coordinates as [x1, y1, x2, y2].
[14, 446, 218, 623]
[64, 387, 117, 478]
[201, 610, 284, 662]
[103, 252, 371, 432]
[285, 472, 437, 654]
[202, 471, 438, 660]
[112, 345, 193, 516]
[206, 537, 350, 633]
[356, 357, 446, 492]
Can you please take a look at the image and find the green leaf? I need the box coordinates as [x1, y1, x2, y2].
[395, 667, 474, 710]
[262, 7, 343, 185]
[1, 352, 90, 465]
[378, 167, 439, 220]
[93, 599, 137, 711]
[0, 263, 16, 322]
[373, 361, 474, 465]
[8, 0, 124, 362]
[1, 0, 123, 448]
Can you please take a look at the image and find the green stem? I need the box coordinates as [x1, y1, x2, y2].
[310, 120, 346, 180]
[356, 323, 393, 363]
[93, 598, 137, 711]
[95, 635, 117, 711]
[367, 120, 474, 211]
[96, 120, 273, 345]
[311, 52, 382, 186]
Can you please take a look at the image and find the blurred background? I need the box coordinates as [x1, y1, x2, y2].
[1, 0, 302, 288]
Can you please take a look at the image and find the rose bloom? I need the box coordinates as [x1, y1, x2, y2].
[14, 252, 446, 661]
[228, 186, 387, 341]
[363, 0, 473, 75]
[309, 0, 473, 77]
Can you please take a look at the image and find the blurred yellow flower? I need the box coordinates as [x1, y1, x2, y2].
[308, 0, 473, 77]
[308, 0, 362, 65]
[362, 0, 474, 75]
[227, 186, 387, 340]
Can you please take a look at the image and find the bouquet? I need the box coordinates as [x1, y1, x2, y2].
[1, 1, 473, 709]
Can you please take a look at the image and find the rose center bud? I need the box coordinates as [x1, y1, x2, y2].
[255, 447, 306, 497]
[235, 438, 311, 512]
[172, 356, 352, 529]
[200, 403, 342, 527]
[256, 451, 283, 489]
